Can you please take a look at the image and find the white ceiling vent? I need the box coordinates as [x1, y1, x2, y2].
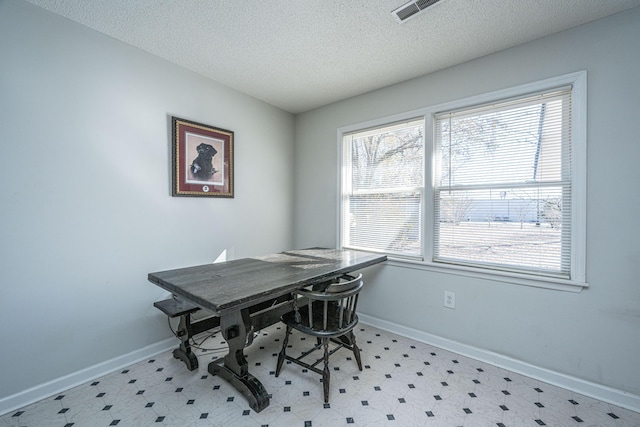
[392, 0, 442, 23]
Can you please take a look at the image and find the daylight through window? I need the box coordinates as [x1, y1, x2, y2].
[342, 119, 424, 259]
[339, 73, 586, 287]
[434, 88, 572, 278]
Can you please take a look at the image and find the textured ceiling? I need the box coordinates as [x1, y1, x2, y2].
[25, 0, 640, 113]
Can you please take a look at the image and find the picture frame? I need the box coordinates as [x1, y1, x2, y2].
[171, 116, 234, 197]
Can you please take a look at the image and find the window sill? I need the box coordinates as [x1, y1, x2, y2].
[386, 257, 588, 293]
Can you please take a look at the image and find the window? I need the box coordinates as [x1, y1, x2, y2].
[341, 119, 424, 259]
[434, 87, 573, 278]
[339, 72, 586, 289]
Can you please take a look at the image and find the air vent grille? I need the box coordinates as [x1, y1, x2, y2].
[416, 0, 440, 10]
[392, 0, 442, 23]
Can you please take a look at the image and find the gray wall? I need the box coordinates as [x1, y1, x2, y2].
[0, 1, 294, 399]
[294, 8, 640, 399]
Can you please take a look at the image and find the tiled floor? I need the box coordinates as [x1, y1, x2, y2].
[2, 323, 639, 426]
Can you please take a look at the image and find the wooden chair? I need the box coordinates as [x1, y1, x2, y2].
[275, 273, 364, 403]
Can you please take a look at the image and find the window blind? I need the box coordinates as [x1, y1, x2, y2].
[342, 119, 424, 259]
[433, 87, 572, 278]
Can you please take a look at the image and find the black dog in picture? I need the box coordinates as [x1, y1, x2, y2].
[190, 143, 217, 179]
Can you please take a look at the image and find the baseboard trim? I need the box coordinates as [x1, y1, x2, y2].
[0, 338, 176, 417]
[359, 314, 640, 413]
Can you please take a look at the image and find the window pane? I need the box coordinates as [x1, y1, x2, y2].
[438, 97, 568, 187]
[346, 192, 422, 256]
[350, 120, 423, 191]
[434, 88, 572, 277]
[435, 187, 569, 275]
[343, 119, 424, 259]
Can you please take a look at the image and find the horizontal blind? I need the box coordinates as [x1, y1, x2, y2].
[433, 88, 572, 277]
[343, 119, 424, 259]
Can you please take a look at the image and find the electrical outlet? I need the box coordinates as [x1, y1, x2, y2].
[444, 291, 456, 309]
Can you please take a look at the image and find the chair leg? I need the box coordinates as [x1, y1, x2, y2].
[275, 326, 291, 377]
[322, 338, 330, 403]
[349, 331, 363, 371]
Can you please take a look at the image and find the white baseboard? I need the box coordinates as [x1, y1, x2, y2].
[0, 338, 176, 417]
[359, 313, 640, 413]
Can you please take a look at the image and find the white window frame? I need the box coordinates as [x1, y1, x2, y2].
[338, 71, 587, 292]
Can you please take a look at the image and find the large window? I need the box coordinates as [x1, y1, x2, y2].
[339, 72, 587, 289]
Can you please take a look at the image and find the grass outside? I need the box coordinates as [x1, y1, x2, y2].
[438, 221, 562, 272]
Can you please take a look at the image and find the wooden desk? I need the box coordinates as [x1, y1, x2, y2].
[148, 248, 386, 412]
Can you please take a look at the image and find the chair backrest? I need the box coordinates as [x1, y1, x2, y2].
[292, 274, 363, 336]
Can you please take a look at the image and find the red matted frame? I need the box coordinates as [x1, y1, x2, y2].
[171, 116, 234, 197]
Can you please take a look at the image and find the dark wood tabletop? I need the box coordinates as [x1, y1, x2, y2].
[148, 248, 387, 316]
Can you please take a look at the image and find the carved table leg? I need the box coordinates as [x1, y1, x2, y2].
[208, 308, 269, 413]
[172, 313, 198, 371]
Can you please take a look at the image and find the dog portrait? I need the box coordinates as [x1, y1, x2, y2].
[172, 116, 233, 197]
[184, 133, 224, 186]
[190, 143, 218, 179]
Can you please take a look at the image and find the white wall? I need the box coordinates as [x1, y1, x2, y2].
[0, 0, 294, 403]
[294, 7, 640, 407]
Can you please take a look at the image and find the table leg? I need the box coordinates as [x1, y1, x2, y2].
[172, 313, 199, 371]
[208, 308, 270, 413]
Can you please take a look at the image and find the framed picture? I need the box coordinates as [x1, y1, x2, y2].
[171, 116, 234, 197]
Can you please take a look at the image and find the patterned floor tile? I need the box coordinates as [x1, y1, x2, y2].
[1, 323, 639, 427]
